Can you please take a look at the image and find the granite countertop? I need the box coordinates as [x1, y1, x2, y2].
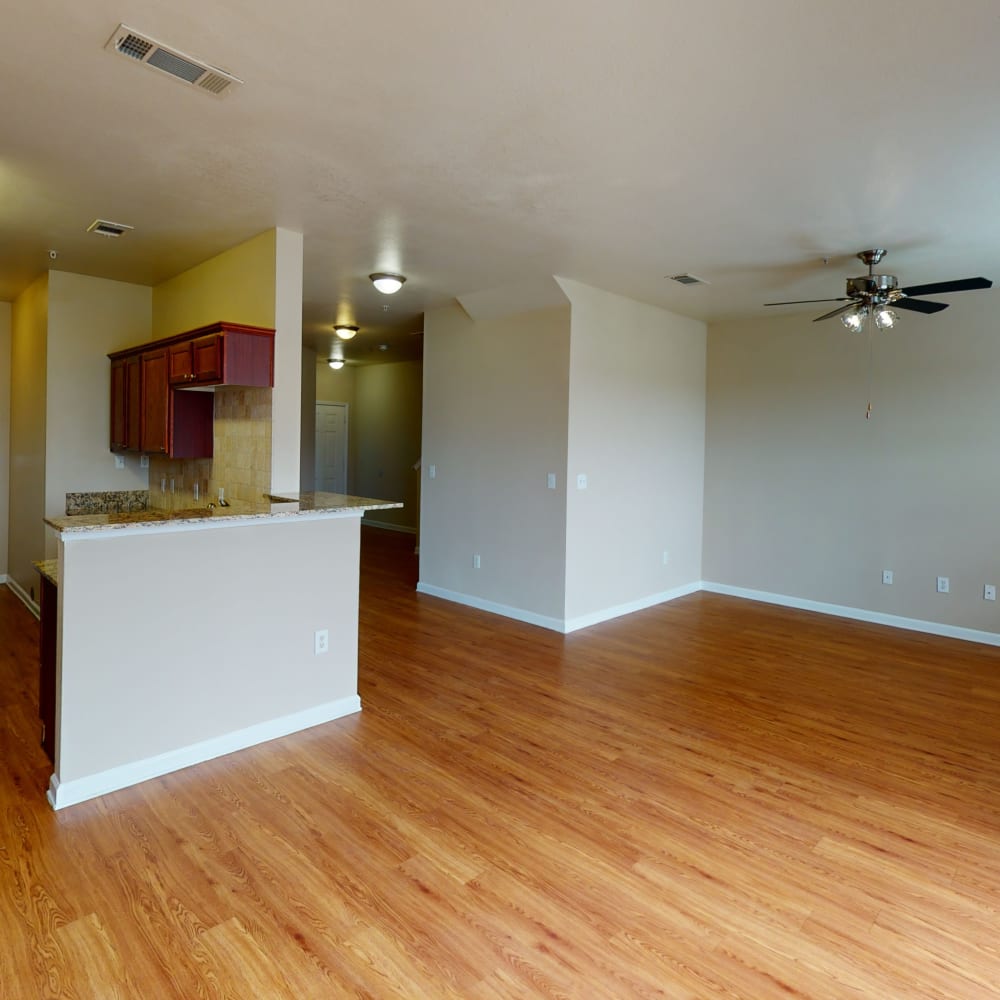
[45, 491, 403, 534]
[33, 559, 59, 586]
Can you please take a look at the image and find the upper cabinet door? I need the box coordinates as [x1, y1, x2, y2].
[192, 334, 222, 382]
[139, 348, 169, 454]
[168, 340, 194, 385]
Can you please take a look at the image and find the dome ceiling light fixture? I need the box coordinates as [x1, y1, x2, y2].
[369, 272, 406, 295]
[328, 358, 345, 370]
[334, 325, 359, 340]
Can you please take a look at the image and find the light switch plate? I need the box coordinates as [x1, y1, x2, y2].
[114, 454, 125, 469]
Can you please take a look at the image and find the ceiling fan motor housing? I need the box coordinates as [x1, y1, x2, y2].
[847, 273, 898, 304]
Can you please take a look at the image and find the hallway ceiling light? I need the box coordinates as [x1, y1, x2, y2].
[369, 273, 406, 295]
[328, 358, 345, 370]
[334, 325, 358, 340]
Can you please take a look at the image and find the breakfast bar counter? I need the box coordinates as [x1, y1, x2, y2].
[44, 491, 401, 810]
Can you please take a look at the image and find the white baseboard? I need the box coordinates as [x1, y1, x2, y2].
[416, 580, 702, 634]
[701, 581, 1000, 648]
[563, 582, 703, 633]
[362, 519, 416, 535]
[6, 578, 40, 619]
[47, 695, 363, 810]
[416, 582, 565, 632]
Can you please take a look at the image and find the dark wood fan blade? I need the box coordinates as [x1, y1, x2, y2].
[813, 303, 860, 323]
[895, 298, 949, 314]
[764, 297, 850, 306]
[900, 277, 992, 297]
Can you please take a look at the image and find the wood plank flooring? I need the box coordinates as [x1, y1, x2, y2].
[3, 529, 1000, 996]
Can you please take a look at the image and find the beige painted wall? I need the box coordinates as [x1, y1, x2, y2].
[356, 361, 422, 532]
[271, 228, 304, 493]
[56, 516, 362, 790]
[560, 279, 707, 622]
[420, 302, 570, 621]
[0, 303, 10, 577]
[704, 293, 1000, 633]
[300, 347, 317, 492]
[45, 272, 151, 527]
[8, 275, 49, 598]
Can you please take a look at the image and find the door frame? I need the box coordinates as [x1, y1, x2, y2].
[314, 401, 349, 493]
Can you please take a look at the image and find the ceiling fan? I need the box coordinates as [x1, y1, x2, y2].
[765, 249, 992, 331]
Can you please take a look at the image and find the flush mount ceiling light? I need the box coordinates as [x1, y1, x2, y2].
[369, 273, 406, 295]
[328, 358, 345, 370]
[334, 325, 359, 340]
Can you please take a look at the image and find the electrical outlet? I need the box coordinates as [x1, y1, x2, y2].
[985, 584, 996, 602]
[473, 553, 481, 570]
[314, 629, 329, 655]
[114, 454, 125, 469]
[936, 576, 950, 594]
[576, 473, 588, 490]
[429, 464, 436, 479]
[547, 473, 556, 490]
[140, 454, 149, 468]
[882, 569, 893, 585]
[662, 550, 670, 566]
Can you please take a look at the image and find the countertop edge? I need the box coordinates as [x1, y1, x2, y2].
[45, 495, 404, 536]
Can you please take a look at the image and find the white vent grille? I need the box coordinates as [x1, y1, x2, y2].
[669, 273, 709, 286]
[105, 24, 243, 97]
[87, 219, 134, 238]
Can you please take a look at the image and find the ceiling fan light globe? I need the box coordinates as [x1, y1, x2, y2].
[841, 310, 866, 333]
[874, 307, 898, 330]
[328, 358, 345, 370]
[334, 325, 359, 340]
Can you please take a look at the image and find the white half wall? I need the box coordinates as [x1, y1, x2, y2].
[704, 294, 1000, 635]
[558, 279, 707, 623]
[54, 515, 362, 805]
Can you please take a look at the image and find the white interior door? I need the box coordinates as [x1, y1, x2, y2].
[315, 402, 348, 493]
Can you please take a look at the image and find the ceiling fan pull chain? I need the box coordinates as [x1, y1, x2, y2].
[865, 318, 877, 420]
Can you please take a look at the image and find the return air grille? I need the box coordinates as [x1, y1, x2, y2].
[87, 219, 134, 238]
[669, 273, 709, 286]
[105, 24, 243, 97]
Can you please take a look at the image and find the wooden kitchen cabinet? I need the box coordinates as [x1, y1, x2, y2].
[109, 321, 273, 458]
[167, 324, 271, 388]
[110, 354, 142, 451]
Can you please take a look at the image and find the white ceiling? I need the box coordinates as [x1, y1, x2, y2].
[3, 1, 1000, 364]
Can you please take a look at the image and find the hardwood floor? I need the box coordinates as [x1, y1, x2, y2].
[3, 530, 1000, 996]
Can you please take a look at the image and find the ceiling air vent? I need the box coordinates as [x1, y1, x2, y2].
[669, 273, 709, 286]
[104, 24, 243, 97]
[87, 219, 134, 238]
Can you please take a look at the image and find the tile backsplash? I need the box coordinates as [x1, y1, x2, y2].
[149, 387, 272, 510]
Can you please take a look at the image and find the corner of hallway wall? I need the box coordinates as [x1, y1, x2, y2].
[300, 346, 317, 492]
[419, 300, 571, 621]
[0, 301, 11, 576]
[556, 278, 707, 622]
[355, 361, 422, 532]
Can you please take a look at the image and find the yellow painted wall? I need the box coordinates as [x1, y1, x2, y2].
[8, 274, 49, 598]
[0, 302, 11, 578]
[151, 230, 277, 337]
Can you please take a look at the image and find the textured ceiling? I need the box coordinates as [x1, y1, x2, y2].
[3, 1, 1000, 364]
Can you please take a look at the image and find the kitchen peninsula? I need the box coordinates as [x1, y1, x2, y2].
[43, 491, 401, 809]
